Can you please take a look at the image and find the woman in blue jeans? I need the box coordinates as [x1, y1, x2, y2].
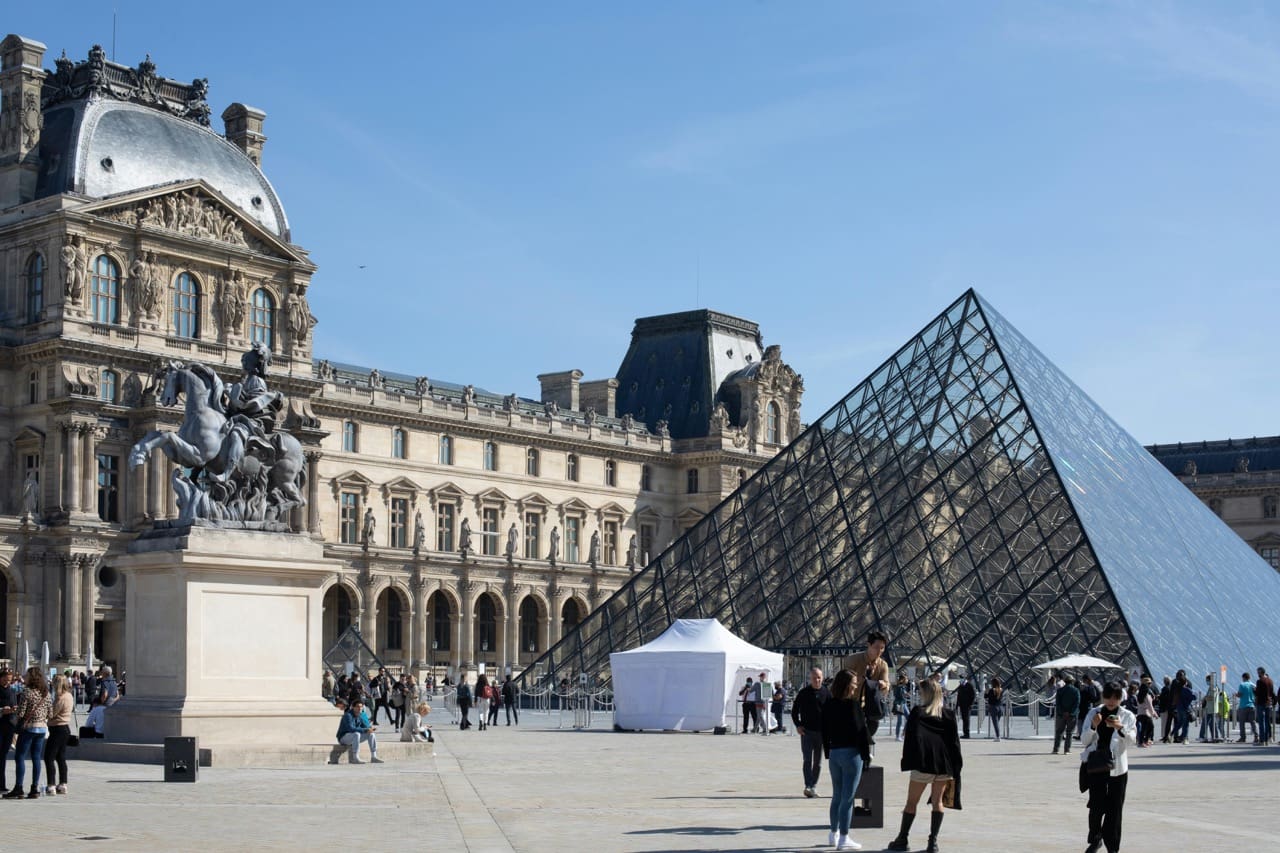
[821, 669, 872, 851]
[4, 667, 52, 799]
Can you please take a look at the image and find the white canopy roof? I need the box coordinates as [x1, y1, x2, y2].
[1032, 654, 1124, 670]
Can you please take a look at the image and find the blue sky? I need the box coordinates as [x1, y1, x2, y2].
[12, 3, 1280, 443]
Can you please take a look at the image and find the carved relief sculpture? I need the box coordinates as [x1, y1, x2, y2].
[218, 270, 247, 335]
[285, 291, 317, 344]
[131, 251, 162, 318]
[709, 401, 730, 432]
[61, 235, 86, 305]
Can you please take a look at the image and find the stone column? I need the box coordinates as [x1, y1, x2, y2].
[542, 607, 552, 655]
[80, 426, 98, 518]
[129, 456, 146, 525]
[64, 555, 83, 662]
[549, 592, 565, 647]
[505, 596, 519, 670]
[147, 448, 164, 519]
[360, 583, 377, 647]
[460, 583, 474, 668]
[81, 555, 97, 665]
[451, 606, 463, 671]
[411, 578, 427, 669]
[40, 553, 60, 654]
[165, 471, 177, 519]
[305, 451, 321, 536]
[62, 425, 81, 514]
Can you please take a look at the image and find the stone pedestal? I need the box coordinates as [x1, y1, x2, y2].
[106, 525, 341, 746]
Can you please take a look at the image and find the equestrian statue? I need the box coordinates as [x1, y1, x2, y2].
[128, 342, 307, 527]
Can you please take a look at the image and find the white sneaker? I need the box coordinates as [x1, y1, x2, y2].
[836, 835, 862, 850]
[44, 785, 55, 795]
[827, 830, 837, 846]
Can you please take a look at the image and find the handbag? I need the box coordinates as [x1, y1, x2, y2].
[1084, 748, 1113, 774]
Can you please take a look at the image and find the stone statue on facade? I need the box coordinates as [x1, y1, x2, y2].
[131, 251, 162, 318]
[415, 376, 431, 397]
[1235, 456, 1250, 474]
[317, 360, 334, 381]
[503, 393, 517, 412]
[219, 270, 247, 334]
[461, 385, 476, 407]
[548, 526, 559, 566]
[543, 400, 559, 418]
[21, 470, 39, 518]
[1183, 460, 1198, 477]
[368, 369, 383, 391]
[361, 507, 376, 549]
[286, 291, 316, 344]
[627, 535, 638, 570]
[413, 509, 426, 553]
[589, 530, 601, 567]
[709, 401, 730, 432]
[506, 523, 518, 563]
[61, 235, 86, 305]
[655, 419, 670, 438]
[127, 342, 307, 528]
[620, 413, 634, 431]
[459, 518, 473, 555]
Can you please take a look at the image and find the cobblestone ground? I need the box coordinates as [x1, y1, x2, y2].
[2, 714, 1276, 852]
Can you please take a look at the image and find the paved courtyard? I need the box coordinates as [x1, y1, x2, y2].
[2, 714, 1276, 852]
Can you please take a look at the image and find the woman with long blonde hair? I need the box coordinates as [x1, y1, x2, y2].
[44, 674, 75, 795]
[887, 677, 963, 853]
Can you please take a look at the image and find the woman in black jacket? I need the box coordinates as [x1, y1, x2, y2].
[888, 678, 963, 853]
[820, 669, 872, 851]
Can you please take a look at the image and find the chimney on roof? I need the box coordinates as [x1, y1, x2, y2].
[538, 370, 582, 411]
[580, 379, 619, 418]
[0, 34, 47, 205]
[222, 102, 267, 166]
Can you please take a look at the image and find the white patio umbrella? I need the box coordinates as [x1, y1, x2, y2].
[86, 639, 95, 671]
[1032, 654, 1123, 670]
[20, 640, 29, 670]
[40, 641, 49, 669]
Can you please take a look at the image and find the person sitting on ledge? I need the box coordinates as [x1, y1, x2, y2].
[80, 697, 107, 739]
[333, 698, 382, 765]
[401, 702, 433, 743]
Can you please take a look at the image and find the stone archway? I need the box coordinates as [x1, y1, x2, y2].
[376, 585, 411, 666]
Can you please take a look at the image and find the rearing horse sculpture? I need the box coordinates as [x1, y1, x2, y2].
[129, 356, 307, 525]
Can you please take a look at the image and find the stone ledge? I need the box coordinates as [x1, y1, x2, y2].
[72, 738, 434, 768]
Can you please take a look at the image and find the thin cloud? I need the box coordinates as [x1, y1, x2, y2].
[1010, 3, 1280, 100]
[634, 87, 910, 176]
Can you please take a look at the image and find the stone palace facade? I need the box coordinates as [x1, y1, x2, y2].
[0, 35, 804, 678]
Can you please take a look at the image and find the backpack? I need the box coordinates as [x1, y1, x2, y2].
[457, 683, 472, 702]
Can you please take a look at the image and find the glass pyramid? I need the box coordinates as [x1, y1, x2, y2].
[527, 291, 1280, 688]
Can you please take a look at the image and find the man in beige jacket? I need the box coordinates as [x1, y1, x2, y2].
[842, 630, 890, 743]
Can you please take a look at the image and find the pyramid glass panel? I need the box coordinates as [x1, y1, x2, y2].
[520, 291, 1280, 690]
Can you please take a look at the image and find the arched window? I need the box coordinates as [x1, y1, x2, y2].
[640, 464, 652, 492]
[250, 288, 274, 349]
[526, 448, 540, 477]
[766, 401, 781, 444]
[385, 591, 403, 650]
[90, 255, 121, 324]
[561, 598, 582, 633]
[392, 428, 406, 459]
[483, 441, 498, 471]
[100, 369, 118, 403]
[439, 435, 453, 465]
[173, 272, 200, 339]
[519, 597, 540, 654]
[342, 421, 357, 452]
[429, 590, 452, 654]
[475, 594, 497, 656]
[25, 253, 44, 324]
[566, 453, 579, 482]
[604, 459, 617, 487]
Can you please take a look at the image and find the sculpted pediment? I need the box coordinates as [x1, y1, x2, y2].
[78, 181, 309, 264]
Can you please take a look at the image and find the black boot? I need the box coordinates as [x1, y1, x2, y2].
[1, 786, 22, 800]
[887, 811, 915, 851]
[927, 811, 944, 853]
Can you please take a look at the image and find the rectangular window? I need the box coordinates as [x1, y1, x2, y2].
[1262, 547, 1280, 570]
[390, 497, 409, 548]
[603, 520, 618, 566]
[482, 507, 500, 556]
[639, 523, 655, 564]
[566, 517, 581, 563]
[524, 512, 540, 559]
[340, 492, 359, 544]
[686, 468, 699, 494]
[436, 503, 455, 552]
[342, 422, 357, 453]
[96, 454, 119, 523]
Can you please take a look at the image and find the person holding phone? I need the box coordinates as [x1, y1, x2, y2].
[1079, 682, 1137, 853]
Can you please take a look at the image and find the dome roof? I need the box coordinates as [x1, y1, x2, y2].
[36, 98, 288, 238]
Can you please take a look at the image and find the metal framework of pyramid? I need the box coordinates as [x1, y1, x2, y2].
[523, 291, 1280, 689]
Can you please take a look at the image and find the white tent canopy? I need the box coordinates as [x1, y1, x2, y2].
[610, 619, 783, 732]
[1032, 654, 1123, 671]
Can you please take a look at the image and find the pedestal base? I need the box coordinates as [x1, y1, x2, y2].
[107, 525, 342, 747]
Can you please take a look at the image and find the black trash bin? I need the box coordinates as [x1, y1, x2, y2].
[164, 737, 199, 783]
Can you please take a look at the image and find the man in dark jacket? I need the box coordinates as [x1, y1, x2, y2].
[790, 667, 831, 798]
[501, 676, 519, 726]
[1077, 675, 1100, 738]
[1053, 674, 1081, 754]
[1256, 667, 1275, 745]
[955, 678, 976, 738]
